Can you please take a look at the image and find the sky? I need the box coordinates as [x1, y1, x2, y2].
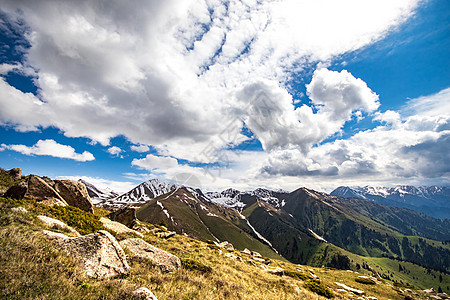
[0, 0, 449, 193]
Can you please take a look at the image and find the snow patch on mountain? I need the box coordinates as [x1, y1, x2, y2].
[79, 179, 119, 205]
[331, 185, 450, 219]
[308, 229, 327, 243]
[206, 188, 245, 209]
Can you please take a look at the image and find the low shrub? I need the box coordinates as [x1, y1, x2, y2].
[355, 276, 376, 285]
[304, 280, 334, 298]
[38, 204, 103, 235]
[283, 269, 313, 281]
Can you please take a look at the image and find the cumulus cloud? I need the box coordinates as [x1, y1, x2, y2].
[130, 144, 150, 153]
[59, 175, 135, 194]
[107, 146, 123, 156]
[132, 154, 179, 171]
[1, 139, 95, 161]
[259, 87, 450, 187]
[0, 0, 419, 162]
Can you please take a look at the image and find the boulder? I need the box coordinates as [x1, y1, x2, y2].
[44, 230, 129, 279]
[38, 215, 80, 236]
[5, 175, 97, 212]
[155, 231, 175, 239]
[252, 251, 262, 257]
[267, 267, 284, 275]
[217, 241, 234, 250]
[4, 181, 27, 200]
[8, 168, 22, 180]
[54, 180, 93, 213]
[100, 217, 144, 238]
[334, 282, 364, 295]
[242, 248, 252, 255]
[11, 206, 27, 213]
[132, 287, 158, 300]
[119, 238, 181, 272]
[107, 207, 137, 228]
[8, 175, 68, 205]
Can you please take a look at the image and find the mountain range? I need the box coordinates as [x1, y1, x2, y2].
[85, 179, 450, 275]
[331, 185, 450, 219]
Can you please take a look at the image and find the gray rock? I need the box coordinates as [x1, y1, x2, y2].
[217, 241, 234, 250]
[54, 180, 93, 213]
[8, 168, 22, 180]
[5, 175, 68, 205]
[11, 206, 27, 213]
[100, 217, 144, 238]
[155, 231, 175, 238]
[44, 230, 129, 279]
[132, 287, 158, 300]
[107, 207, 137, 228]
[5, 175, 96, 213]
[119, 238, 181, 272]
[242, 248, 252, 255]
[38, 215, 80, 236]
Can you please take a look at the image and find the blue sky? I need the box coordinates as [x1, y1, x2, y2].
[0, 0, 449, 193]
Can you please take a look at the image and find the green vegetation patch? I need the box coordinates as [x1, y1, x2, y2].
[283, 270, 313, 281]
[355, 276, 376, 285]
[181, 258, 212, 273]
[303, 280, 334, 298]
[0, 197, 103, 235]
[38, 204, 103, 235]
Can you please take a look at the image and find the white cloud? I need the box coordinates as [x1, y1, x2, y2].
[0, 63, 21, 75]
[1, 139, 95, 162]
[259, 87, 450, 188]
[107, 146, 123, 156]
[402, 87, 450, 118]
[132, 154, 179, 171]
[58, 175, 135, 194]
[130, 144, 150, 153]
[0, 0, 419, 162]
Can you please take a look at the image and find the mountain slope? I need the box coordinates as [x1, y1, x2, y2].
[274, 188, 450, 272]
[78, 179, 119, 205]
[136, 187, 284, 260]
[331, 185, 450, 219]
[92, 178, 450, 272]
[97, 179, 178, 209]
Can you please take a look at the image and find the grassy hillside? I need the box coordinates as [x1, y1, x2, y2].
[2, 196, 449, 299]
[136, 188, 282, 259]
[275, 188, 450, 272]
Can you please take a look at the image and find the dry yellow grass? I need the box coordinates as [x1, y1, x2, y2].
[0, 198, 437, 299]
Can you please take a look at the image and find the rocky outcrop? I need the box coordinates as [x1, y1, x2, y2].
[216, 241, 234, 250]
[38, 215, 80, 236]
[334, 282, 364, 295]
[54, 180, 93, 213]
[107, 207, 137, 228]
[5, 175, 68, 206]
[150, 227, 176, 238]
[100, 217, 144, 238]
[132, 287, 158, 300]
[8, 168, 22, 180]
[43, 230, 129, 279]
[5, 175, 94, 213]
[119, 238, 181, 272]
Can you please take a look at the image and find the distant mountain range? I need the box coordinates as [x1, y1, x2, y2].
[82, 178, 450, 273]
[78, 179, 119, 205]
[331, 185, 450, 219]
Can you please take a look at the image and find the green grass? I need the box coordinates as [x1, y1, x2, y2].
[181, 258, 213, 273]
[303, 280, 334, 298]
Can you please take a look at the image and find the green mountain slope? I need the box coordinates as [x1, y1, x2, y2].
[136, 187, 283, 260]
